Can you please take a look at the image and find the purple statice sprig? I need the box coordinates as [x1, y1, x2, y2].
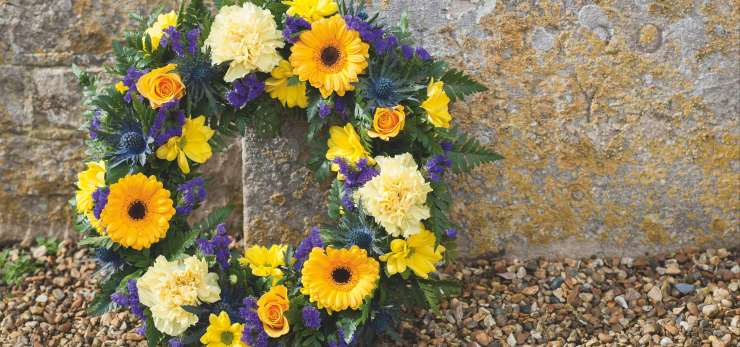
[176, 177, 206, 215]
[445, 228, 458, 239]
[92, 187, 110, 220]
[426, 141, 453, 182]
[161, 26, 184, 57]
[401, 44, 433, 61]
[185, 28, 200, 56]
[283, 16, 310, 43]
[148, 101, 185, 147]
[293, 227, 323, 271]
[110, 279, 145, 320]
[239, 297, 270, 347]
[122, 67, 148, 103]
[89, 109, 102, 139]
[227, 73, 264, 109]
[318, 100, 332, 118]
[197, 223, 231, 269]
[302, 305, 322, 330]
[333, 157, 379, 211]
[344, 15, 384, 49]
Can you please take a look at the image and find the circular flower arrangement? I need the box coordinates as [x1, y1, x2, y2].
[72, 1, 502, 346]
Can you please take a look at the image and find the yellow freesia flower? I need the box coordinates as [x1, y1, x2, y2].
[283, 0, 338, 22]
[356, 153, 432, 238]
[75, 161, 106, 214]
[200, 311, 247, 347]
[421, 79, 452, 128]
[379, 229, 445, 279]
[143, 11, 177, 50]
[155, 116, 214, 174]
[265, 60, 308, 108]
[239, 245, 287, 282]
[114, 81, 129, 94]
[325, 123, 372, 170]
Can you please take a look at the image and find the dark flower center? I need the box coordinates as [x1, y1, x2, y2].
[372, 77, 395, 99]
[220, 331, 234, 344]
[120, 131, 146, 154]
[320, 46, 341, 67]
[127, 200, 147, 220]
[331, 266, 352, 284]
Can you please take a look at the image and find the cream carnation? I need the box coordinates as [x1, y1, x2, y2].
[137, 255, 221, 336]
[356, 153, 432, 238]
[204, 3, 284, 82]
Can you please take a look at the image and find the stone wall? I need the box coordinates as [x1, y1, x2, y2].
[0, 0, 243, 243]
[242, 0, 739, 257]
[1, 0, 737, 257]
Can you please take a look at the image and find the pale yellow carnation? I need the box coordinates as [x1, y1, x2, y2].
[137, 255, 221, 336]
[356, 153, 432, 238]
[204, 3, 285, 82]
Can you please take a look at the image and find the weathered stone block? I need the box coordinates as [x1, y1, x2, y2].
[242, 0, 739, 257]
[241, 118, 329, 246]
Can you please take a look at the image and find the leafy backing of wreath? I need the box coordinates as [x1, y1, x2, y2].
[71, 1, 502, 346]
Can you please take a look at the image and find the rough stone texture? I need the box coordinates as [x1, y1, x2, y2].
[241, 118, 329, 246]
[0, 0, 243, 243]
[243, 0, 739, 257]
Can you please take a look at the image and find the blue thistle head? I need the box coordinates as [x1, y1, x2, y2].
[363, 75, 402, 108]
[108, 120, 151, 167]
[338, 212, 384, 256]
[94, 247, 125, 274]
[346, 225, 374, 250]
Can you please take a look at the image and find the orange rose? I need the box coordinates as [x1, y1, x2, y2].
[135, 64, 185, 108]
[367, 105, 405, 141]
[256, 285, 290, 338]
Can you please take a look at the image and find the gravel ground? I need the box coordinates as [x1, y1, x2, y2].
[1, 241, 738, 347]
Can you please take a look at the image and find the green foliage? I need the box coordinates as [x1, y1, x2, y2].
[0, 249, 38, 286]
[415, 277, 461, 314]
[440, 68, 488, 102]
[35, 237, 61, 255]
[446, 130, 504, 172]
[145, 310, 165, 347]
[426, 181, 454, 239]
[327, 180, 344, 220]
[191, 205, 233, 235]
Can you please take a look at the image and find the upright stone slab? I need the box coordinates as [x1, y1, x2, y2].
[243, 0, 739, 257]
[241, 118, 328, 246]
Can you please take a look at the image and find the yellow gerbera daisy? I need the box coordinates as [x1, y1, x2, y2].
[283, 0, 338, 22]
[239, 245, 287, 282]
[421, 79, 452, 128]
[75, 161, 106, 214]
[301, 246, 379, 313]
[289, 15, 369, 98]
[155, 116, 215, 174]
[379, 229, 445, 279]
[200, 311, 247, 347]
[265, 60, 309, 108]
[100, 173, 176, 250]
